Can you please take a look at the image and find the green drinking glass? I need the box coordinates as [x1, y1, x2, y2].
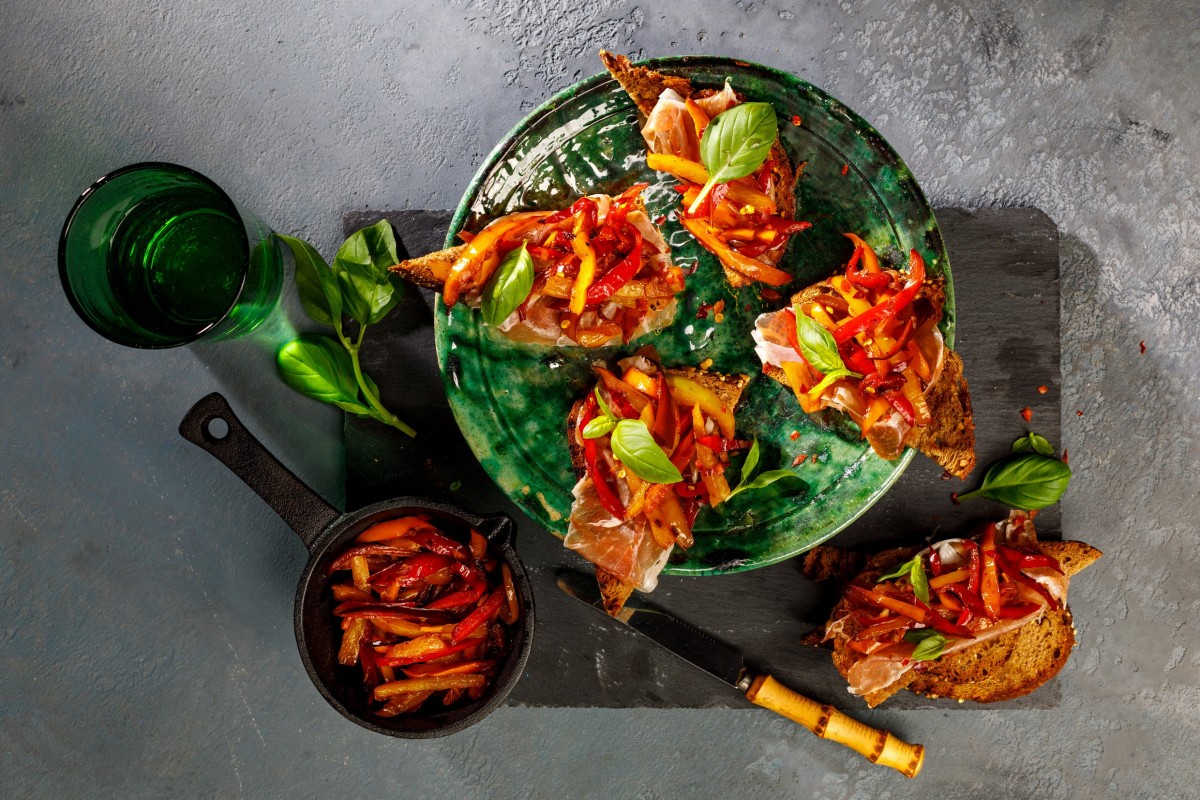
[59, 162, 283, 348]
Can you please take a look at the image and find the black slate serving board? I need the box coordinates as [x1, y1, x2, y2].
[341, 207, 1063, 710]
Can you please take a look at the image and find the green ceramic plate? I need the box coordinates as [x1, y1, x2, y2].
[435, 56, 951, 576]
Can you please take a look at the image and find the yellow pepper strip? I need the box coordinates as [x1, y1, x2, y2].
[666, 375, 736, 439]
[569, 213, 597, 315]
[646, 153, 776, 213]
[350, 555, 370, 591]
[443, 211, 550, 306]
[780, 361, 816, 410]
[374, 675, 486, 699]
[692, 405, 731, 507]
[803, 301, 839, 332]
[901, 370, 933, 425]
[845, 233, 882, 273]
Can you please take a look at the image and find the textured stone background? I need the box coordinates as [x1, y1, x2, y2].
[2, 0, 1197, 797]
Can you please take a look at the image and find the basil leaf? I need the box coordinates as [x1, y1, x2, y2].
[1012, 432, 1055, 456]
[594, 386, 616, 422]
[700, 101, 778, 184]
[903, 628, 947, 660]
[582, 416, 617, 440]
[610, 419, 683, 484]
[277, 335, 372, 416]
[910, 559, 931, 603]
[727, 469, 806, 500]
[957, 454, 1072, 510]
[795, 309, 851, 377]
[736, 438, 762, 490]
[333, 220, 403, 326]
[276, 234, 342, 328]
[877, 554, 921, 583]
[481, 242, 534, 327]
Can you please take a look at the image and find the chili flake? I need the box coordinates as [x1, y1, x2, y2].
[789, 430, 801, 441]
[1020, 406, 1033, 422]
[792, 454, 807, 467]
[1076, 410, 1084, 417]
[1139, 341, 1146, 354]
[1061, 449, 1070, 464]
[760, 288, 783, 302]
[950, 492, 960, 505]
[699, 358, 713, 371]
[654, 215, 667, 226]
[840, 163, 850, 176]
[1037, 385, 1049, 394]
[791, 115, 802, 126]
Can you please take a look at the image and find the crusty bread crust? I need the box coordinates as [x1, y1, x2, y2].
[600, 50, 798, 290]
[389, 244, 464, 291]
[818, 539, 1101, 706]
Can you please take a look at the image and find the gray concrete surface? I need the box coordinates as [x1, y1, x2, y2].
[2, 0, 1197, 797]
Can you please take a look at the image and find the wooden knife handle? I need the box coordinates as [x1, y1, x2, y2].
[745, 674, 925, 778]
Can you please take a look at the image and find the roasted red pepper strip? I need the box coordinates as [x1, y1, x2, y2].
[449, 561, 487, 592]
[963, 540, 982, 594]
[845, 246, 891, 289]
[860, 372, 906, 394]
[379, 639, 477, 667]
[882, 390, 917, 425]
[833, 249, 926, 344]
[674, 482, 707, 499]
[579, 397, 625, 520]
[995, 553, 1061, 610]
[451, 591, 505, 644]
[929, 547, 943, 577]
[426, 588, 484, 610]
[368, 553, 452, 589]
[849, 586, 975, 639]
[329, 545, 418, 573]
[670, 431, 696, 474]
[997, 546, 1065, 574]
[333, 602, 453, 621]
[585, 228, 642, 305]
[941, 582, 988, 618]
[408, 531, 471, 562]
[544, 196, 598, 225]
[841, 340, 876, 376]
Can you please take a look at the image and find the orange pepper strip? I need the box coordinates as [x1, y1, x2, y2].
[680, 218, 793, 287]
[443, 211, 550, 306]
[373, 674, 486, 699]
[356, 516, 436, 542]
[928, 568, 971, 589]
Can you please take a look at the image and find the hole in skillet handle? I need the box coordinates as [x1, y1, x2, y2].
[205, 417, 230, 441]
[295, 499, 535, 739]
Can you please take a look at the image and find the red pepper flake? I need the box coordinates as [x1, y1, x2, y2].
[1139, 341, 1146, 354]
[840, 163, 850, 176]
[791, 115, 802, 126]
[1076, 410, 1084, 417]
[713, 299, 726, 323]
[940, 470, 952, 480]
[811, 453, 819, 463]
[1037, 385, 1049, 394]
[654, 215, 667, 226]
[760, 288, 783, 302]
[744, 304, 752, 312]
[695, 301, 714, 320]
[792, 454, 807, 467]
[950, 492, 960, 505]
[1061, 449, 1069, 464]
[1020, 406, 1033, 422]
[789, 431, 801, 441]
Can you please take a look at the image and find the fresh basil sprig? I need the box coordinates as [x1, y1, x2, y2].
[1012, 431, 1055, 456]
[275, 221, 416, 437]
[903, 628, 947, 660]
[481, 242, 533, 327]
[582, 387, 619, 439]
[726, 438, 806, 500]
[876, 553, 931, 603]
[610, 419, 683, 484]
[688, 99, 778, 214]
[957, 454, 1071, 510]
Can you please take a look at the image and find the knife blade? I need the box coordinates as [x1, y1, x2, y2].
[557, 570, 925, 778]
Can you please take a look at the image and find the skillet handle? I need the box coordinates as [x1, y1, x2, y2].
[179, 392, 341, 552]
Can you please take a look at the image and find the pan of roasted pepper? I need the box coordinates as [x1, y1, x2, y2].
[179, 392, 534, 738]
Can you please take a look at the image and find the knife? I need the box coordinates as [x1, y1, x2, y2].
[556, 570, 925, 778]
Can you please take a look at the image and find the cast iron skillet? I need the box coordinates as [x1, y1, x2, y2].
[178, 392, 535, 738]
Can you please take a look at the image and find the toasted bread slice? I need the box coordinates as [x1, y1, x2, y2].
[819, 539, 1100, 706]
[389, 244, 463, 292]
[567, 364, 751, 615]
[763, 274, 976, 478]
[600, 50, 797, 289]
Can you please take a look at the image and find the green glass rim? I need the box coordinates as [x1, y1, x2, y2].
[58, 160, 251, 349]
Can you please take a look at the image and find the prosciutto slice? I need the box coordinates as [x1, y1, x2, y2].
[563, 477, 672, 592]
